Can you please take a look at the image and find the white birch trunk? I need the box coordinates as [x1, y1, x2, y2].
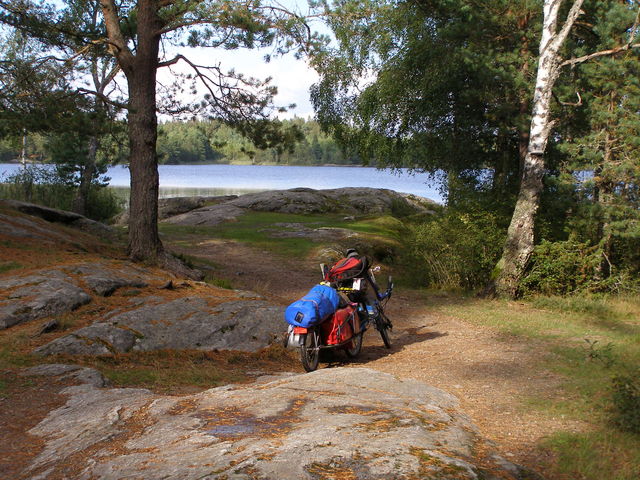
[495, 0, 584, 297]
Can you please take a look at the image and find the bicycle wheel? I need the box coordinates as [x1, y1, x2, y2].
[375, 312, 392, 349]
[345, 332, 363, 358]
[300, 328, 321, 372]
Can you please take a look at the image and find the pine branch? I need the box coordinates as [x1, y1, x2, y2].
[560, 6, 640, 68]
[560, 42, 640, 68]
[76, 87, 128, 109]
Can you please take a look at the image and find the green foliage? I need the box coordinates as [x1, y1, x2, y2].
[0, 165, 123, 221]
[611, 369, 640, 434]
[583, 338, 616, 369]
[0, 164, 74, 207]
[311, 0, 537, 183]
[85, 186, 126, 223]
[402, 209, 505, 290]
[520, 239, 639, 296]
[156, 118, 354, 165]
[389, 197, 418, 218]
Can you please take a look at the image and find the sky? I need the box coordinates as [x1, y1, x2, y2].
[180, 46, 321, 120]
[158, 1, 328, 120]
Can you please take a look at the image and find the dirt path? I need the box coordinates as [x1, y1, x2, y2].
[172, 239, 588, 477]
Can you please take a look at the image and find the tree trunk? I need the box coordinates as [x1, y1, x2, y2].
[596, 101, 616, 280]
[495, 0, 583, 297]
[124, 1, 162, 262]
[72, 135, 98, 216]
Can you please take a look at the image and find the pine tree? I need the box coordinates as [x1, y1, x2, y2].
[1, 0, 317, 268]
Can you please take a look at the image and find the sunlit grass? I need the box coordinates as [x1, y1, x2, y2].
[160, 211, 404, 259]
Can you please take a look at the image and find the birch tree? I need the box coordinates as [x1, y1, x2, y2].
[495, 0, 640, 297]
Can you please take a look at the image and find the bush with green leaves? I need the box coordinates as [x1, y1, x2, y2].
[84, 186, 125, 223]
[0, 164, 72, 206]
[402, 209, 505, 290]
[0, 165, 123, 222]
[520, 238, 639, 296]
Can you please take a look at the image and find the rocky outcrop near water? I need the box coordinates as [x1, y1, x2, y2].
[0, 203, 284, 354]
[115, 194, 241, 225]
[164, 187, 436, 226]
[21, 365, 530, 480]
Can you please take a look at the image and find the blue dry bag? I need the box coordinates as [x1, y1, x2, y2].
[284, 284, 340, 328]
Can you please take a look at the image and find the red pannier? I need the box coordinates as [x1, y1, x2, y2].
[325, 256, 368, 282]
[322, 304, 357, 345]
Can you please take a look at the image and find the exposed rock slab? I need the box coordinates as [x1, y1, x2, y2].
[35, 297, 284, 355]
[69, 263, 152, 296]
[0, 271, 92, 329]
[159, 195, 239, 219]
[20, 363, 111, 388]
[0, 212, 79, 244]
[164, 187, 436, 226]
[0, 263, 162, 329]
[165, 203, 246, 226]
[23, 366, 529, 480]
[114, 195, 240, 225]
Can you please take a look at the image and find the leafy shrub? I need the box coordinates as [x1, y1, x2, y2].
[0, 164, 74, 209]
[520, 238, 639, 296]
[390, 198, 418, 218]
[583, 339, 616, 369]
[611, 369, 640, 434]
[402, 209, 505, 290]
[85, 187, 125, 223]
[0, 165, 123, 222]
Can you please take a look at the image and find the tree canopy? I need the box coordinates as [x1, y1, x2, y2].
[0, 0, 321, 268]
[311, 0, 640, 296]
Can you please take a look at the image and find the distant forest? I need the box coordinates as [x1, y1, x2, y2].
[0, 118, 358, 166]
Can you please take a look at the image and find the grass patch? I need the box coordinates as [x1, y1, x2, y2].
[0, 339, 37, 371]
[0, 261, 22, 274]
[204, 275, 234, 289]
[160, 211, 404, 260]
[50, 345, 301, 393]
[427, 293, 640, 343]
[541, 430, 640, 480]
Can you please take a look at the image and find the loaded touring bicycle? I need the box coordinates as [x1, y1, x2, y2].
[284, 251, 393, 372]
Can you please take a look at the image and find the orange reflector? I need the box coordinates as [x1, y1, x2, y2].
[293, 327, 308, 334]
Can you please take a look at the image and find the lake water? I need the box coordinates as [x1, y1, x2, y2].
[0, 163, 444, 203]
